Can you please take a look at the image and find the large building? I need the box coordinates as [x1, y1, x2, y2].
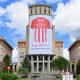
[18, 5, 63, 74]
[18, 40, 26, 68]
[69, 40, 80, 73]
[55, 41, 63, 57]
[0, 36, 13, 66]
[18, 40, 63, 73]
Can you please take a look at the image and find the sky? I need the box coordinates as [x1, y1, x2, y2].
[0, 0, 80, 63]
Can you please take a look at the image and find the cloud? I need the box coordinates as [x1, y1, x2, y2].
[12, 48, 18, 63]
[0, 0, 65, 39]
[0, 1, 29, 63]
[63, 48, 69, 60]
[0, 1, 29, 48]
[0, 0, 6, 2]
[55, 0, 80, 41]
[0, 7, 6, 16]
[0, 0, 63, 39]
[5, 1, 29, 37]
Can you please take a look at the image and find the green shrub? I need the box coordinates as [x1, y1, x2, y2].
[18, 68, 28, 74]
[0, 66, 3, 72]
[0, 73, 18, 80]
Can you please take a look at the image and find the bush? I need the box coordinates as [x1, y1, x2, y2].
[0, 73, 18, 80]
[0, 66, 3, 72]
[76, 60, 80, 75]
[18, 68, 28, 74]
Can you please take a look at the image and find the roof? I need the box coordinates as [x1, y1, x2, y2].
[0, 36, 13, 50]
[18, 39, 26, 43]
[68, 40, 80, 51]
[29, 4, 52, 8]
[28, 54, 54, 56]
[56, 40, 63, 43]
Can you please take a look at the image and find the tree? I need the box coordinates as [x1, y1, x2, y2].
[51, 56, 70, 72]
[76, 59, 80, 75]
[22, 55, 31, 72]
[3, 54, 11, 69]
[0, 66, 3, 72]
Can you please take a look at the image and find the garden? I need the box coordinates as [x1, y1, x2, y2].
[0, 55, 31, 80]
[0, 55, 80, 80]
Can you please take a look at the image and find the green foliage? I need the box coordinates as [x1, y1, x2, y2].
[76, 60, 80, 75]
[22, 55, 31, 72]
[0, 73, 18, 80]
[18, 78, 31, 80]
[18, 68, 28, 74]
[0, 66, 3, 72]
[51, 56, 70, 71]
[3, 54, 11, 67]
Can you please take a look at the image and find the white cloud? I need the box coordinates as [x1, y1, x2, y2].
[5, 1, 29, 37]
[63, 48, 69, 61]
[70, 36, 76, 42]
[0, 1, 29, 48]
[12, 48, 18, 63]
[0, 7, 6, 16]
[55, 0, 80, 40]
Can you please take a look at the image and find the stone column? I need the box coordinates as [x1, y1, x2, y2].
[43, 55, 44, 72]
[37, 55, 39, 72]
[48, 55, 50, 72]
[13, 64, 15, 72]
[74, 63, 77, 73]
[70, 63, 72, 73]
[31, 56, 34, 72]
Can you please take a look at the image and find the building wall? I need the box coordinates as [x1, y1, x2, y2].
[69, 40, 80, 63]
[18, 40, 63, 70]
[55, 41, 63, 57]
[29, 55, 54, 73]
[18, 40, 26, 68]
[29, 5, 53, 16]
[26, 25, 29, 55]
[0, 36, 13, 66]
[28, 5, 55, 55]
[70, 46, 80, 63]
[69, 40, 80, 73]
[17, 5, 63, 73]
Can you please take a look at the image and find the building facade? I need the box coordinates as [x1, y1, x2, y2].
[55, 41, 63, 57]
[0, 36, 13, 66]
[69, 40, 80, 73]
[18, 40, 63, 73]
[18, 40, 26, 68]
[18, 5, 63, 74]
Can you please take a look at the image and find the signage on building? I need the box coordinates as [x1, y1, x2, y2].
[29, 15, 53, 54]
